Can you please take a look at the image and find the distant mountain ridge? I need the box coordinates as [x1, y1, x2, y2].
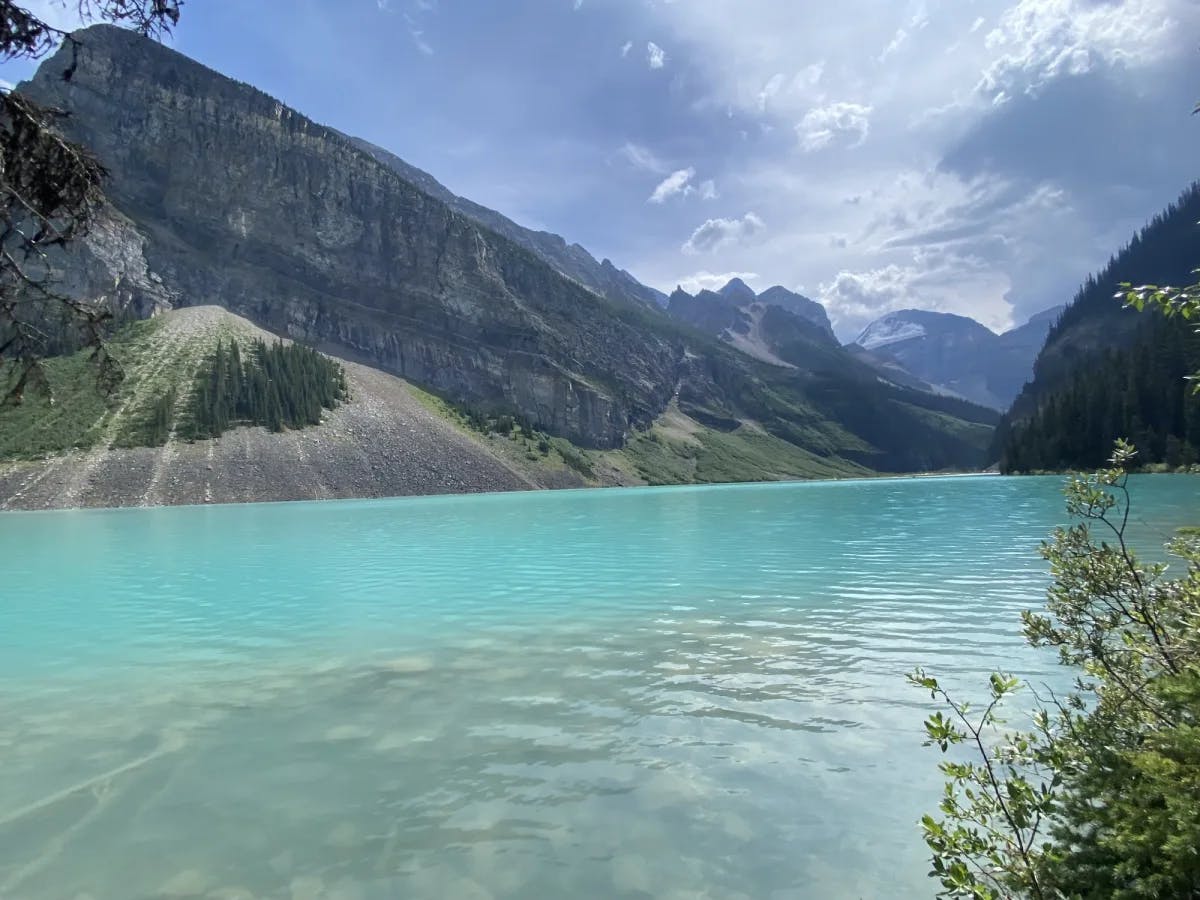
[670, 278, 838, 346]
[848, 307, 1063, 411]
[345, 135, 668, 311]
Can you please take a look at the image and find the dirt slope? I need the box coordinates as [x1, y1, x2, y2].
[0, 308, 540, 510]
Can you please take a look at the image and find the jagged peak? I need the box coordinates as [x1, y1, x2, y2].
[759, 285, 812, 302]
[718, 277, 757, 304]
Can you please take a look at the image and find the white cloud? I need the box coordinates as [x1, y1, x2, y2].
[649, 167, 696, 203]
[620, 40, 633, 57]
[979, 0, 1181, 98]
[455, 0, 1199, 338]
[879, 28, 910, 61]
[819, 265, 920, 328]
[675, 271, 761, 294]
[797, 102, 873, 151]
[573, 0, 583, 9]
[402, 9, 434, 55]
[647, 41, 666, 69]
[619, 141, 666, 174]
[682, 213, 766, 254]
[756, 73, 786, 112]
[816, 241, 1014, 338]
[647, 168, 716, 203]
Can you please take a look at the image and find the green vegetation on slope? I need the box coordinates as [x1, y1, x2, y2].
[996, 183, 1200, 472]
[0, 314, 347, 459]
[999, 314, 1200, 471]
[409, 382, 871, 487]
[0, 318, 166, 458]
[612, 407, 867, 485]
[407, 383, 591, 481]
[182, 338, 347, 440]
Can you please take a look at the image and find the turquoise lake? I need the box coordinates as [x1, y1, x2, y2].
[2, 475, 1198, 899]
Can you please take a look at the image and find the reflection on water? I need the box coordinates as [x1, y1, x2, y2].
[1, 476, 1197, 898]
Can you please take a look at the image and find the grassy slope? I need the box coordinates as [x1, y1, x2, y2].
[409, 384, 869, 487]
[0, 311, 255, 460]
[407, 383, 597, 483]
[608, 406, 868, 485]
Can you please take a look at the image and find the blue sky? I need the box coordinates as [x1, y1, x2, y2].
[6, 0, 1200, 339]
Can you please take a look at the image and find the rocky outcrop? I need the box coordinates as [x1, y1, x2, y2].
[668, 287, 752, 337]
[756, 286, 837, 343]
[21, 25, 678, 448]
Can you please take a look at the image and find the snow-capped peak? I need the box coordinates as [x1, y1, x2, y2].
[855, 314, 927, 350]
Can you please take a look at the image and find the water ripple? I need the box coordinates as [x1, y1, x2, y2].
[1, 475, 1198, 898]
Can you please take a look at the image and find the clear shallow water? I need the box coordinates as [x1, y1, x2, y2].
[1, 476, 1197, 900]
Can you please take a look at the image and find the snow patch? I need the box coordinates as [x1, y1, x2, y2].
[855, 315, 926, 350]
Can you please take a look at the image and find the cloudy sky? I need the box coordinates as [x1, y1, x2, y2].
[5, 0, 1200, 339]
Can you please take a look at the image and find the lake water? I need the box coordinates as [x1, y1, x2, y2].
[1, 476, 1197, 900]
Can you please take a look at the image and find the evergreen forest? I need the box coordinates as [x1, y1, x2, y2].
[182, 338, 347, 441]
[998, 183, 1200, 470]
[999, 314, 1200, 471]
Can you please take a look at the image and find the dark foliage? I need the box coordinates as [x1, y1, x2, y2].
[183, 338, 347, 441]
[1007, 184, 1200, 421]
[0, 0, 181, 403]
[1000, 315, 1200, 471]
[1046, 185, 1200, 344]
[998, 184, 1200, 471]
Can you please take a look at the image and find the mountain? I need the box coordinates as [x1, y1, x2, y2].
[20, 25, 683, 451]
[718, 277, 758, 307]
[758, 286, 838, 342]
[849, 307, 1061, 411]
[668, 278, 839, 356]
[661, 280, 1000, 464]
[1008, 184, 1200, 421]
[998, 305, 1064, 359]
[345, 135, 668, 311]
[996, 184, 1200, 471]
[706, 277, 837, 342]
[6, 25, 997, 499]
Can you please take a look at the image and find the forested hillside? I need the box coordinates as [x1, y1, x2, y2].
[184, 339, 348, 441]
[997, 183, 1200, 470]
[998, 314, 1200, 470]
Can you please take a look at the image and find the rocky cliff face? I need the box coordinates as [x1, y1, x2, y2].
[667, 279, 840, 366]
[346, 135, 667, 311]
[15, 26, 998, 475]
[22, 25, 679, 448]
